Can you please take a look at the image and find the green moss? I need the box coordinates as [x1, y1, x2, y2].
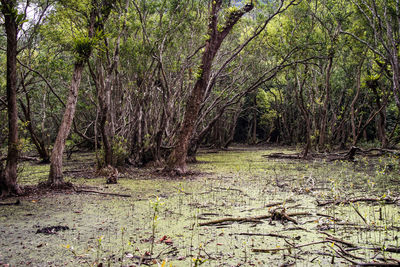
[1, 147, 399, 266]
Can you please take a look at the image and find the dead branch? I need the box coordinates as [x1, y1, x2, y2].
[0, 199, 20, 206]
[198, 211, 311, 226]
[74, 189, 131, 198]
[351, 203, 368, 224]
[232, 232, 291, 239]
[0, 156, 39, 162]
[263, 153, 301, 159]
[252, 240, 329, 253]
[317, 197, 397, 206]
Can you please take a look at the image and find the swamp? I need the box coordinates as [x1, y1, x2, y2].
[1, 147, 400, 266]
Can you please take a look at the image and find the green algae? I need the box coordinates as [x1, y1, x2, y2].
[1, 147, 399, 266]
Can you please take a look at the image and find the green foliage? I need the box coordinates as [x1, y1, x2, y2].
[111, 135, 129, 166]
[256, 88, 279, 128]
[73, 35, 96, 61]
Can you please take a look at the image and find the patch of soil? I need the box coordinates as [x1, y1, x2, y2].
[36, 225, 70, 235]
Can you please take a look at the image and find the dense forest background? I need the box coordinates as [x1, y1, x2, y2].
[1, 0, 399, 196]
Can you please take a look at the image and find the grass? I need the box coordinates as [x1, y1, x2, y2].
[0, 146, 399, 266]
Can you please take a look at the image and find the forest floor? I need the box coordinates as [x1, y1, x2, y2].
[0, 146, 400, 266]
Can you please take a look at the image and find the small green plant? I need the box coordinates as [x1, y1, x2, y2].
[150, 196, 164, 255]
[192, 257, 207, 267]
[96, 235, 104, 264]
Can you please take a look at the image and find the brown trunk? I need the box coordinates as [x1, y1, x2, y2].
[93, 0, 122, 168]
[319, 55, 333, 150]
[48, 62, 84, 185]
[0, 0, 22, 196]
[96, 64, 113, 167]
[350, 64, 362, 146]
[370, 85, 388, 148]
[294, 68, 311, 158]
[19, 99, 50, 163]
[250, 110, 257, 145]
[19, 77, 50, 163]
[166, 0, 254, 174]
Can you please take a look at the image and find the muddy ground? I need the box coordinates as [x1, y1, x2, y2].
[0, 146, 399, 266]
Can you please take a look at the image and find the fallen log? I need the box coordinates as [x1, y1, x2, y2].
[198, 211, 311, 226]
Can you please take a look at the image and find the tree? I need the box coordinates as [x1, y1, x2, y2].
[165, 0, 255, 174]
[343, 0, 400, 117]
[48, 0, 114, 186]
[0, 0, 22, 196]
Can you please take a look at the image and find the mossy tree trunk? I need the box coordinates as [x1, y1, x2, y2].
[48, 62, 85, 185]
[0, 0, 22, 197]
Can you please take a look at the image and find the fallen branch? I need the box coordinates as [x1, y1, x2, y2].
[263, 153, 300, 159]
[1, 156, 39, 162]
[232, 232, 291, 239]
[317, 197, 396, 207]
[320, 233, 356, 248]
[74, 189, 131, 198]
[199, 211, 311, 226]
[0, 199, 20, 206]
[252, 240, 329, 253]
[351, 203, 368, 224]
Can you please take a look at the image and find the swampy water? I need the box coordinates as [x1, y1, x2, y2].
[0, 147, 399, 266]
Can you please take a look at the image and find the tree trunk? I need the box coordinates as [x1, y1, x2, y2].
[294, 67, 311, 158]
[350, 64, 362, 146]
[0, 0, 22, 197]
[96, 63, 113, 167]
[319, 55, 333, 150]
[166, 0, 254, 174]
[19, 99, 50, 163]
[48, 62, 85, 185]
[370, 84, 388, 148]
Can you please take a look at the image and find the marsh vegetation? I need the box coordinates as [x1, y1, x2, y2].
[1, 147, 399, 266]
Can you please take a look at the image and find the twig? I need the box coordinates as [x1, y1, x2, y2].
[252, 240, 329, 253]
[74, 189, 131, 198]
[351, 203, 368, 224]
[333, 242, 365, 261]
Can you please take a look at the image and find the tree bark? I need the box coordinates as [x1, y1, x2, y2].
[350, 63, 362, 146]
[19, 99, 50, 163]
[318, 54, 333, 150]
[0, 0, 22, 196]
[48, 62, 85, 185]
[294, 66, 311, 158]
[166, 0, 254, 174]
[370, 82, 388, 148]
[95, 62, 114, 167]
